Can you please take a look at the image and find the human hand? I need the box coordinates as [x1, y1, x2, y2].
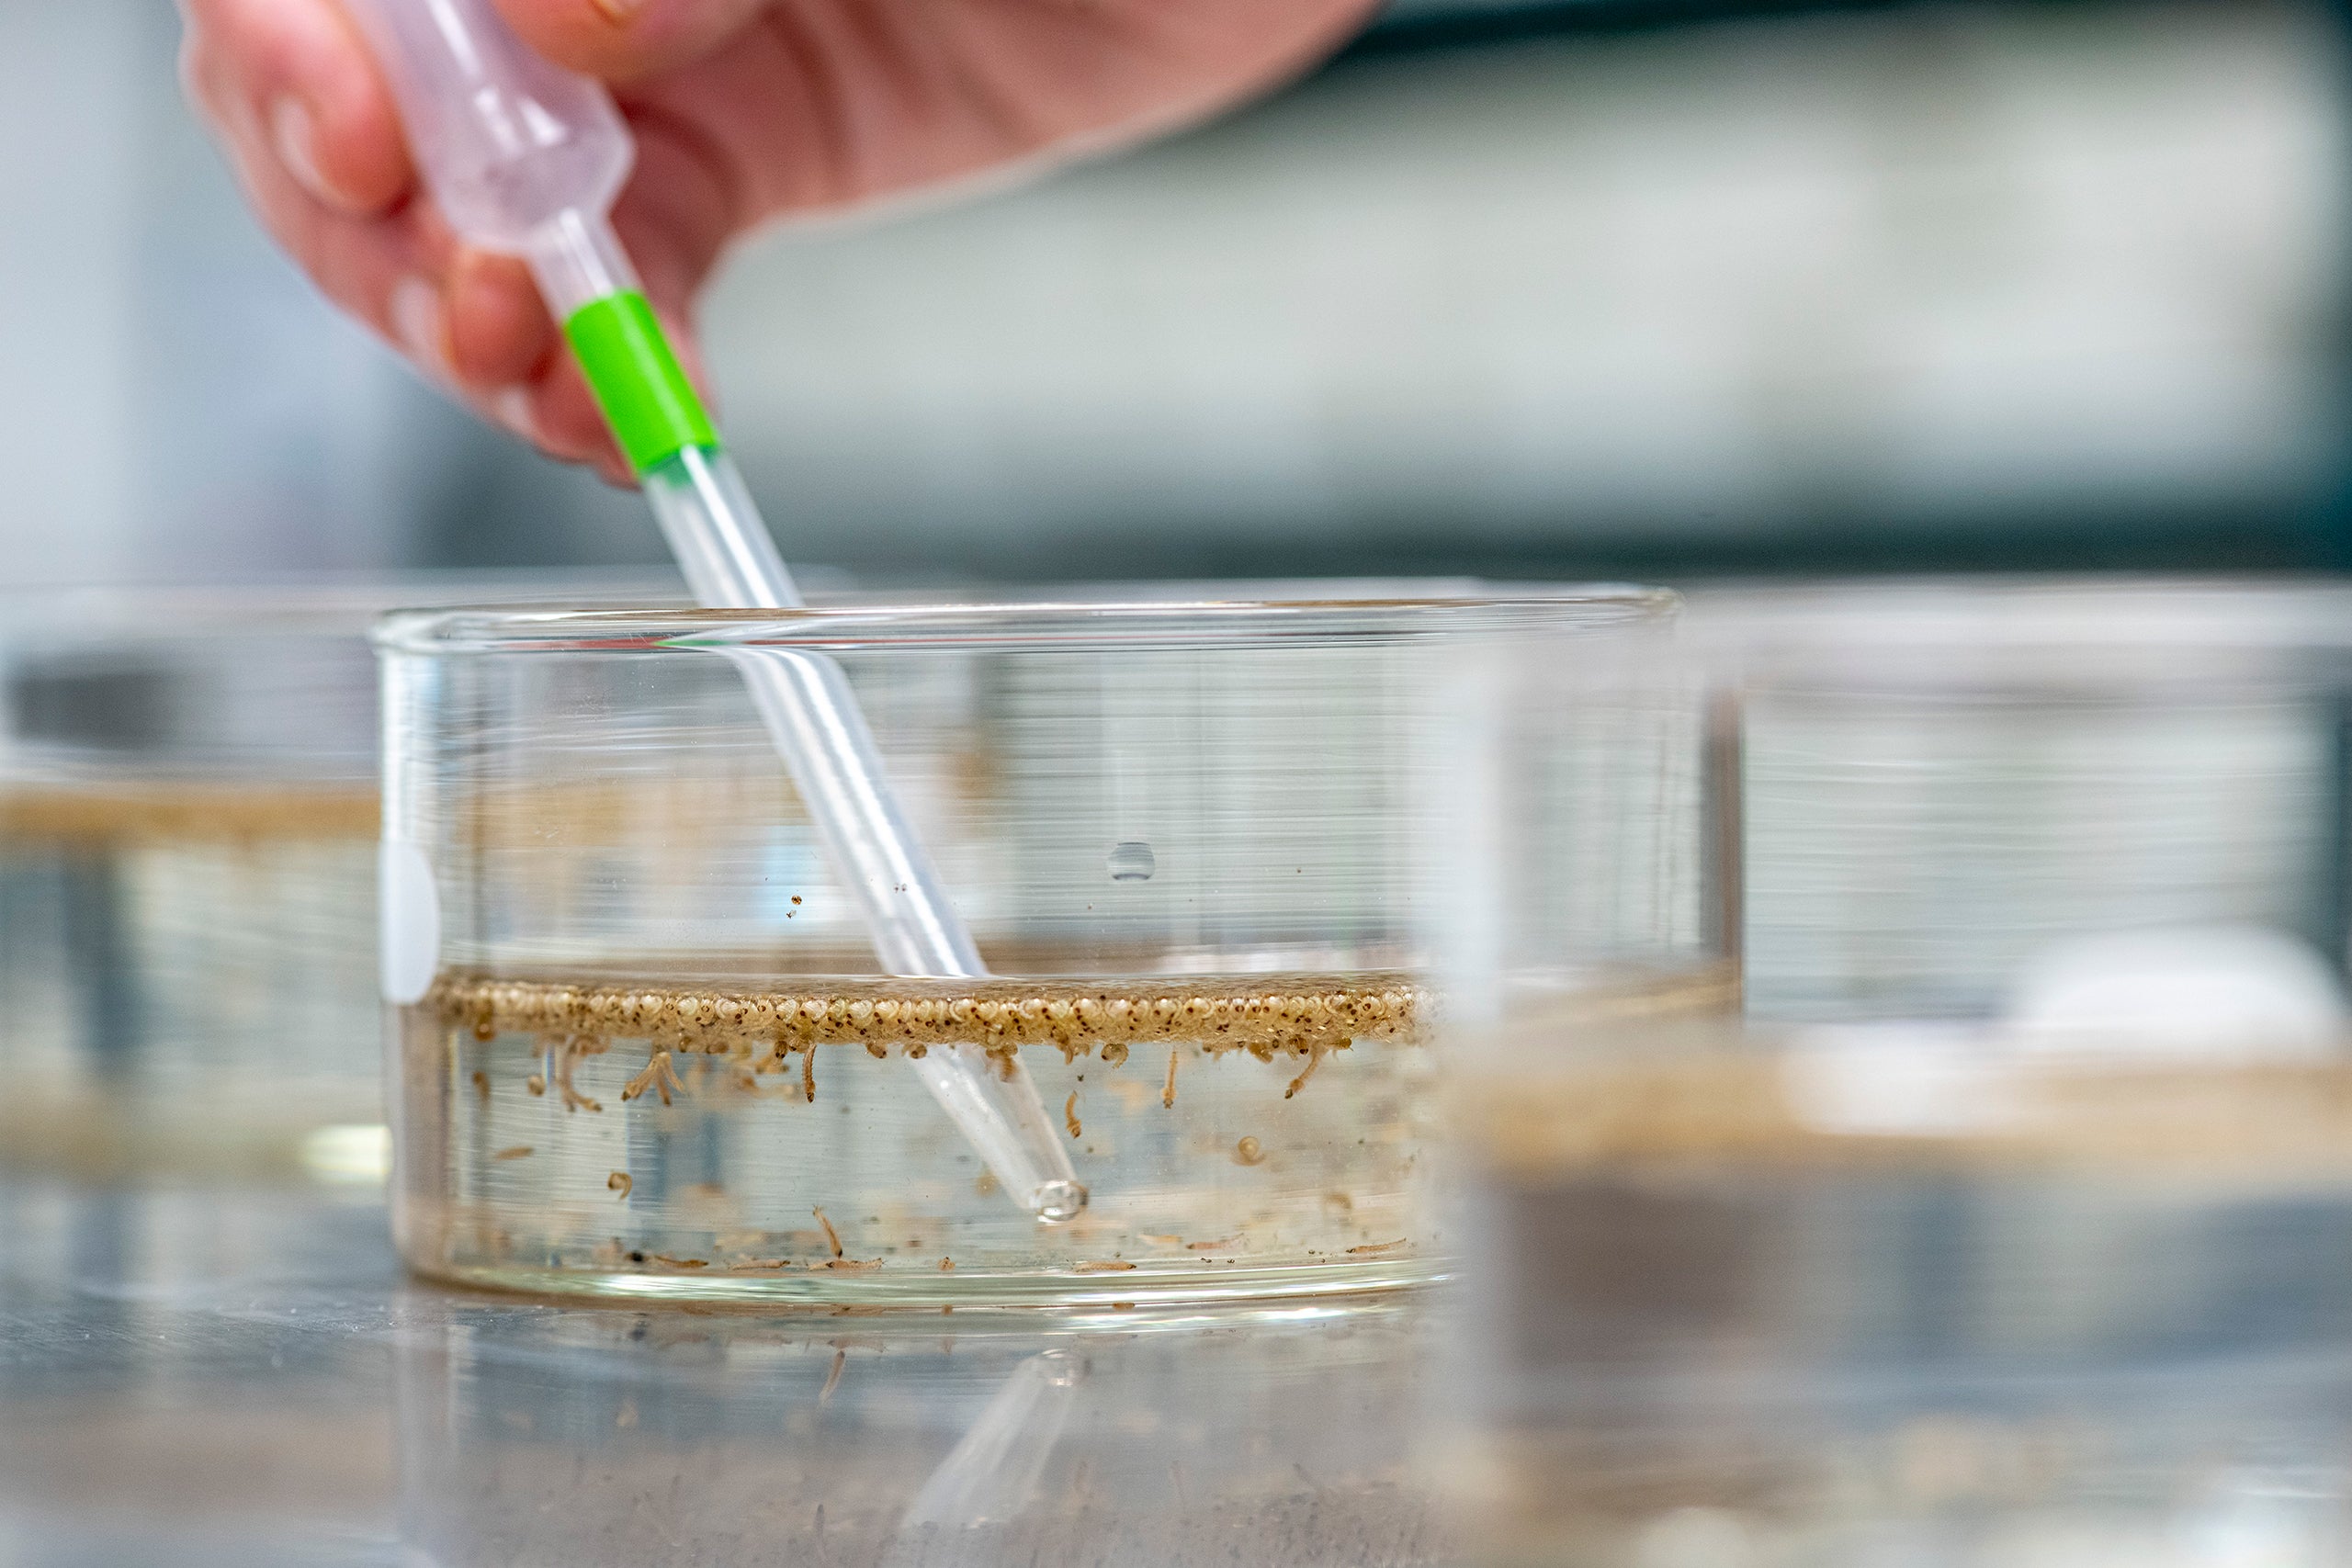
[181, 0, 1376, 479]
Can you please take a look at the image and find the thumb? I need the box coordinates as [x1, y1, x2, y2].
[488, 0, 767, 81]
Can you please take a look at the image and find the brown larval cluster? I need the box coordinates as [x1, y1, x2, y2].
[425, 971, 1425, 1076]
[1459, 1053, 2352, 1180]
[0, 785, 379, 845]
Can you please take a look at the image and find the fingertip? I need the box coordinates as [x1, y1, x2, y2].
[300, 83, 413, 213]
[490, 387, 539, 444]
[387, 272, 454, 379]
[445, 249, 557, 390]
[528, 360, 635, 479]
[268, 96, 334, 204]
[300, 0, 413, 211]
[207, 0, 412, 212]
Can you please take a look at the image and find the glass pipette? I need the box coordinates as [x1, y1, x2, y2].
[341, 0, 1084, 1222]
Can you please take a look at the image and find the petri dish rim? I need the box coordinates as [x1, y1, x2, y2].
[371, 588, 1679, 659]
[1, 570, 687, 651]
[1687, 575, 2352, 694]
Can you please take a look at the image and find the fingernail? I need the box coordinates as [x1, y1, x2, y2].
[492, 388, 537, 441]
[270, 96, 341, 208]
[389, 276, 448, 377]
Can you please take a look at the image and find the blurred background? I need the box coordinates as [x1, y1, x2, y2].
[3, 0, 2346, 587]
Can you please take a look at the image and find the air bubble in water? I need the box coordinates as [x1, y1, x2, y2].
[1107, 841, 1156, 883]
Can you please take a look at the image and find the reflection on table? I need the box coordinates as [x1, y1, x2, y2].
[0, 1181, 1446, 1567]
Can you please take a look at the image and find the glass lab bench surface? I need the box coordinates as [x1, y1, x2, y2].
[0, 1179, 1451, 1567]
[23, 1178, 2352, 1566]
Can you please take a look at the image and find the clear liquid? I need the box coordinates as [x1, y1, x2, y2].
[0, 785, 381, 1179]
[395, 968, 1445, 1305]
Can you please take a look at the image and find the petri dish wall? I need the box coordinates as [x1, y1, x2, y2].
[1444, 580, 2352, 1566]
[0, 576, 677, 1182]
[375, 592, 1696, 1305]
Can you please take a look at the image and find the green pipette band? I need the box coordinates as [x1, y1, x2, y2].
[563, 291, 718, 474]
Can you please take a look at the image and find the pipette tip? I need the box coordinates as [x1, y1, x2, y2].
[1033, 1179, 1090, 1224]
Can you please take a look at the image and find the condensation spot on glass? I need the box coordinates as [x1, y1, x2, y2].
[1107, 842, 1157, 883]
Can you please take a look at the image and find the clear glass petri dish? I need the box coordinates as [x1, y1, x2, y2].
[374, 591, 1702, 1306]
[0, 574, 678, 1182]
[1446, 580, 2352, 1565]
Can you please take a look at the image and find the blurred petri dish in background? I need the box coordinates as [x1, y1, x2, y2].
[1446, 577, 2352, 1566]
[0, 574, 677, 1183]
[1684, 576, 2352, 1022]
